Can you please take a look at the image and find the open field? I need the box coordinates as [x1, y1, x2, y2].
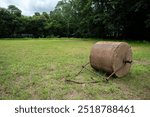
[0, 38, 150, 99]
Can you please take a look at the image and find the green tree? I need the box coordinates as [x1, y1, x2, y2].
[0, 0, 149, 39]
[0, 8, 13, 37]
[28, 14, 47, 37]
[8, 5, 21, 17]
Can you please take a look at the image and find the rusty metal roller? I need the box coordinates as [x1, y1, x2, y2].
[90, 42, 132, 77]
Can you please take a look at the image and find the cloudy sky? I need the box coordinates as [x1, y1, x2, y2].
[0, 0, 61, 16]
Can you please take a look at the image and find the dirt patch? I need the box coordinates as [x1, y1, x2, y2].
[64, 90, 85, 99]
[134, 60, 150, 65]
[114, 81, 141, 99]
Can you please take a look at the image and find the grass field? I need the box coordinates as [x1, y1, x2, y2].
[0, 38, 150, 100]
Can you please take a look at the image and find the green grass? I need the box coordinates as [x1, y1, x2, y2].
[0, 38, 150, 100]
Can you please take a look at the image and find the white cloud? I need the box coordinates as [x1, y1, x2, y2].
[0, 0, 61, 16]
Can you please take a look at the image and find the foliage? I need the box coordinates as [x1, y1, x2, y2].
[0, 0, 149, 39]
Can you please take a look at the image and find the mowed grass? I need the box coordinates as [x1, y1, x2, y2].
[0, 38, 150, 100]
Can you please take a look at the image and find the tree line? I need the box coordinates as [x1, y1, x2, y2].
[0, 0, 150, 40]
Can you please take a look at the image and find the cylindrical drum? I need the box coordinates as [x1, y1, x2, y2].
[90, 42, 132, 77]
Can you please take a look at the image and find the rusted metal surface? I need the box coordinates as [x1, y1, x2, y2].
[90, 42, 132, 77]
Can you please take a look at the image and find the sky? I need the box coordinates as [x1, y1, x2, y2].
[0, 0, 61, 16]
